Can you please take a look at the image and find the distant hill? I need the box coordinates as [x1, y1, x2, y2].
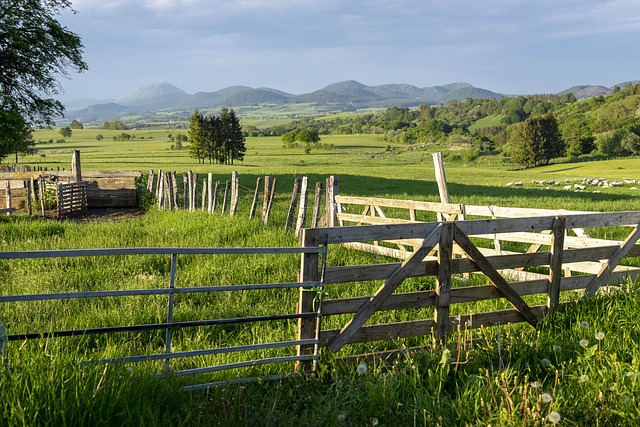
[62, 79, 638, 124]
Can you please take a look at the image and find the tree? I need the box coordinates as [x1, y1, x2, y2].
[95, 134, 104, 141]
[510, 112, 564, 168]
[70, 119, 83, 129]
[187, 108, 246, 165]
[59, 126, 72, 138]
[0, 0, 87, 126]
[0, 105, 36, 163]
[103, 120, 127, 130]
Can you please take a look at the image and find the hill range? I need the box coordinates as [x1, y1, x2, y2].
[63, 79, 634, 124]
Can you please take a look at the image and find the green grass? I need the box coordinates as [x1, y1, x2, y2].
[3, 132, 640, 425]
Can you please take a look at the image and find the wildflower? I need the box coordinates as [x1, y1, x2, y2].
[338, 412, 347, 422]
[579, 374, 589, 383]
[595, 332, 605, 341]
[541, 358, 551, 367]
[541, 393, 552, 404]
[547, 411, 561, 424]
[357, 363, 367, 375]
[553, 345, 562, 353]
[530, 381, 542, 389]
[369, 417, 379, 426]
[579, 339, 589, 348]
[625, 372, 637, 380]
[580, 321, 590, 329]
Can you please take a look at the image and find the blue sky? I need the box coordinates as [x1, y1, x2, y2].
[57, 0, 640, 101]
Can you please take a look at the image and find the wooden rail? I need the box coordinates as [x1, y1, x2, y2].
[56, 182, 87, 217]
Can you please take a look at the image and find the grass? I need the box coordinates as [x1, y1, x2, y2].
[2, 131, 640, 425]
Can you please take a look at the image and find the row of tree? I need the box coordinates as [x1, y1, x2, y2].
[188, 108, 246, 164]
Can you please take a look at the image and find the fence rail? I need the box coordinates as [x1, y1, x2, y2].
[0, 245, 326, 389]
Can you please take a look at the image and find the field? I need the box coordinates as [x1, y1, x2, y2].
[1, 130, 640, 425]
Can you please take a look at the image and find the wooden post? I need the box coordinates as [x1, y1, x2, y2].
[433, 152, 450, 222]
[182, 172, 188, 209]
[191, 172, 198, 211]
[325, 176, 339, 227]
[157, 171, 164, 209]
[295, 177, 309, 237]
[249, 177, 262, 219]
[171, 172, 179, 210]
[39, 177, 45, 215]
[435, 223, 454, 343]
[262, 176, 272, 224]
[71, 150, 82, 182]
[221, 179, 230, 214]
[212, 181, 220, 211]
[285, 178, 302, 232]
[263, 177, 277, 225]
[296, 228, 321, 373]
[201, 178, 207, 211]
[311, 182, 323, 227]
[4, 181, 11, 212]
[147, 170, 155, 194]
[547, 216, 566, 316]
[26, 181, 32, 215]
[230, 171, 239, 216]
[207, 173, 213, 213]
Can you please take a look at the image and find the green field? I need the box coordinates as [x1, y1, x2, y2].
[2, 130, 640, 425]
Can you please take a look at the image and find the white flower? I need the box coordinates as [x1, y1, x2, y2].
[541, 393, 552, 404]
[547, 411, 561, 424]
[530, 381, 542, 389]
[595, 332, 605, 341]
[357, 363, 367, 375]
[580, 321, 590, 329]
[369, 418, 379, 426]
[553, 345, 562, 353]
[579, 374, 589, 383]
[579, 339, 589, 348]
[541, 358, 551, 367]
[338, 412, 347, 422]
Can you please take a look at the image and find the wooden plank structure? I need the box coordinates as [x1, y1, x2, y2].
[297, 199, 640, 356]
[56, 182, 88, 217]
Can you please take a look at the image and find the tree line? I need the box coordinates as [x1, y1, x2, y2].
[188, 108, 246, 165]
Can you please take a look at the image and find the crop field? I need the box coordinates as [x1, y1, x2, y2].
[1, 130, 640, 425]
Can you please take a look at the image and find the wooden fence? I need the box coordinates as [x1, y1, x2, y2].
[56, 182, 87, 217]
[297, 203, 640, 358]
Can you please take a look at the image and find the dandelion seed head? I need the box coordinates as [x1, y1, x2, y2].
[579, 339, 589, 348]
[553, 345, 562, 353]
[580, 321, 590, 329]
[338, 412, 347, 422]
[547, 411, 561, 424]
[579, 374, 589, 383]
[595, 331, 605, 341]
[357, 363, 367, 375]
[541, 393, 552, 404]
[369, 417, 379, 426]
[530, 381, 542, 389]
[541, 358, 551, 367]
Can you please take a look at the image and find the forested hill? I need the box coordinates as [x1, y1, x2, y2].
[255, 83, 640, 168]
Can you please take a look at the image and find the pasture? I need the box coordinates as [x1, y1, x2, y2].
[1, 130, 640, 425]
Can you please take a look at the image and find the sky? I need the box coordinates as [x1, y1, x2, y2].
[56, 0, 640, 102]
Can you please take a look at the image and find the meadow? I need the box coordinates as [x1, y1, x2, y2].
[1, 129, 639, 425]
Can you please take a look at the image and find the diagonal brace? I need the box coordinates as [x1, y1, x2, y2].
[328, 224, 442, 352]
[453, 224, 539, 326]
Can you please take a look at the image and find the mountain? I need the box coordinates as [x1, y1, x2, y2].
[62, 79, 638, 124]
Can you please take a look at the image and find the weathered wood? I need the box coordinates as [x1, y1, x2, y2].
[201, 178, 207, 211]
[585, 224, 640, 295]
[452, 224, 539, 326]
[221, 179, 231, 214]
[321, 319, 437, 346]
[212, 180, 220, 211]
[433, 152, 450, 221]
[547, 216, 566, 315]
[207, 173, 213, 213]
[285, 178, 302, 232]
[296, 228, 322, 372]
[39, 177, 45, 215]
[171, 172, 179, 209]
[335, 196, 464, 215]
[230, 171, 239, 216]
[56, 182, 87, 217]
[263, 177, 277, 225]
[341, 242, 413, 260]
[249, 177, 261, 219]
[71, 150, 82, 182]
[4, 181, 10, 210]
[262, 176, 272, 224]
[326, 176, 339, 227]
[435, 223, 454, 342]
[328, 224, 442, 352]
[295, 177, 309, 237]
[311, 182, 323, 227]
[322, 290, 438, 316]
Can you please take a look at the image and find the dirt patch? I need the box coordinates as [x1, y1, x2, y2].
[58, 207, 147, 223]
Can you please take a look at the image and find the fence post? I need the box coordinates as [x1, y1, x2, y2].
[230, 171, 239, 216]
[207, 173, 213, 213]
[295, 177, 309, 237]
[4, 181, 11, 213]
[296, 227, 321, 373]
[26, 181, 32, 215]
[157, 171, 164, 209]
[285, 178, 302, 232]
[221, 180, 230, 214]
[39, 177, 45, 215]
[249, 177, 262, 219]
[435, 222, 454, 343]
[171, 173, 179, 210]
[326, 176, 339, 227]
[433, 152, 450, 222]
[262, 176, 272, 223]
[212, 181, 220, 211]
[264, 177, 278, 225]
[71, 150, 82, 182]
[547, 216, 566, 316]
[311, 182, 323, 227]
[201, 178, 207, 211]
